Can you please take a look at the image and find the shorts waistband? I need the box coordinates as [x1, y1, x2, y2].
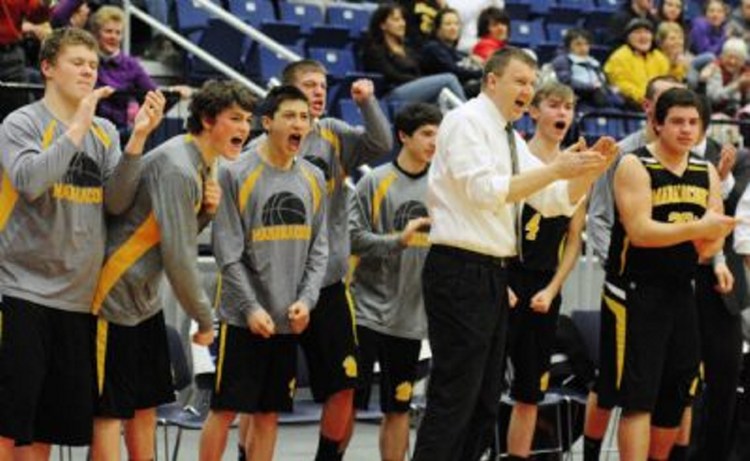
[431, 244, 513, 268]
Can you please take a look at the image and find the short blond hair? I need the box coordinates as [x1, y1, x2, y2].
[90, 5, 125, 35]
[656, 22, 684, 46]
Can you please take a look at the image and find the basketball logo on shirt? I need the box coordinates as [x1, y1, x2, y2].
[394, 201, 430, 247]
[53, 152, 104, 204]
[252, 192, 311, 241]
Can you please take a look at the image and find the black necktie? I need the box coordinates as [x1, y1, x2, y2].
[506, 123, 523, 261]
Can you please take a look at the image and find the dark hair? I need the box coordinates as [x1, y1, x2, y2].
[186, 80, 257, 134]
[394, 103, 443, 140]
[39, 27, 98, 67]
[704, 0, 728, 15]
[658, 0, 685, 24]
[653, 87, 703, 127]
[564, 28, 592, 50]
[482, 47, 537, 85]
[432, 7, 461, 44]
[261, 85, 309, 119]
[476, 6, 510, 38]
[281, 59, 327, 86]
[367, 3, 404, 44]
[644, 75, 681, 101]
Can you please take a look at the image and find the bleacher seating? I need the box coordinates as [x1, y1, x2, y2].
[326, 3, 371, 39]
[509, 18, 546, 48]
[307, 47, 356, 80]
[226, 0, 276, 26]
[279, 2, 325, 35]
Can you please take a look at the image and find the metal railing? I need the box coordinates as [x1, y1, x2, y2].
[122, 0, 308, 98]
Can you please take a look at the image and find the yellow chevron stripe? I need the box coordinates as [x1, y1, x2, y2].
[300, 165, 322, 213]
[91, 213, 161, 314]
[372, 171, 398, 224]
[95, 317, 109, 396]
[238, 164, 265, 211]
[215, 322, 228, 393]
[604, 294, 627, 390]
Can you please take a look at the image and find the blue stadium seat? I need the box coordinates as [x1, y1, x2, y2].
[174, 0, 218, 33]
[504, 0, 532, 20]
[189, 18, 248, 81]
[260, 20, 303, 46]
[580, 115, 625, 141]
[279, 2, 325, 34]
[549, 0, 593, 23]
[327, 3, 371, 39]
[509, 19, 545, 48]
[529, 0, 550, 17]
[306, 24, 352, 50]
[545, 22, 573, 45]
[514, 114, 535, 138]
[225, 0, 276, 26]
[245, 42, 304, 85]
[307, 47, 356, 79]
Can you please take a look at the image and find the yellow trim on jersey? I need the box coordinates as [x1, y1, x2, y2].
[619, 237, 629, 276]
[603, 294, 627, 389]
[540, 371, 550, 392]
[91, 213, 162, 314]
[215, 322, 228, 393]
[300, 166, 322, 213]
[95, 317, 109, 396]
[91, 123, 112, 149]
[686, 165, 708, 172]
[320, 128, 341, 157]
[0, 172, 19, 232]
[42, 120, 57, 149]
[213, 273, 222, 311]
[372, 171, 398, 224]
[238, 164, 265, 211]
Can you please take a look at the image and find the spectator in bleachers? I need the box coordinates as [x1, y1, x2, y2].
[726, 0, 750, 47]
[364, 3, 466, 105]
[703, 37, 750, 116]
[551, 28, 617, 108]
[689, 0, 728, 57]
[604, 17, 670, 109]
[446, 0, 503, 53]
[420, 7, 483, 98]
[397, 0, 445, 49]
[470, 6, 509, 64]
[656, 0, 687, 31]
[607, 0, 658, 47]
[51, 0, 90, 29]
[656, 21, 692, 82]
[90, 5, 189, 140]
[90, 5, 157, 136]
[0, 0, 50, 121]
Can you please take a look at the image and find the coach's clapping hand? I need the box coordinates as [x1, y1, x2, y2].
[288, 301, 310, 334]
[192, 328, 215, 346]
[248, 308, 276, 338]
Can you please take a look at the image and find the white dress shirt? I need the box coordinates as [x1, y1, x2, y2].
[427, 93, 578, 258]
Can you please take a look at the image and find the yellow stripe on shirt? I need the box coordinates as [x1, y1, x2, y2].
[372, 172, 398, 224]
[91, 212, 162, 314]
[238, 164, 265, 211]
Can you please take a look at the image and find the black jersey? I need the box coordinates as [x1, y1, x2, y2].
[606, 146, 710, 281]
[519, 203, 571, 272]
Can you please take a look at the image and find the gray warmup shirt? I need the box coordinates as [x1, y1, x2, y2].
[349, 161, 430, 340]
[247, 96, 392, 287]
[93, 134, 214, 331]
[0, 101, 140, 312]
[213, 150, 328, 334]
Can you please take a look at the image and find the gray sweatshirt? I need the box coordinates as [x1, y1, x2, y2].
[0, 101, 141, 312]
[246, 96, 392, 287]
[213, 149, 329, 333]
[93, 134, 214, 331]
[349, 161, 429, 340]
